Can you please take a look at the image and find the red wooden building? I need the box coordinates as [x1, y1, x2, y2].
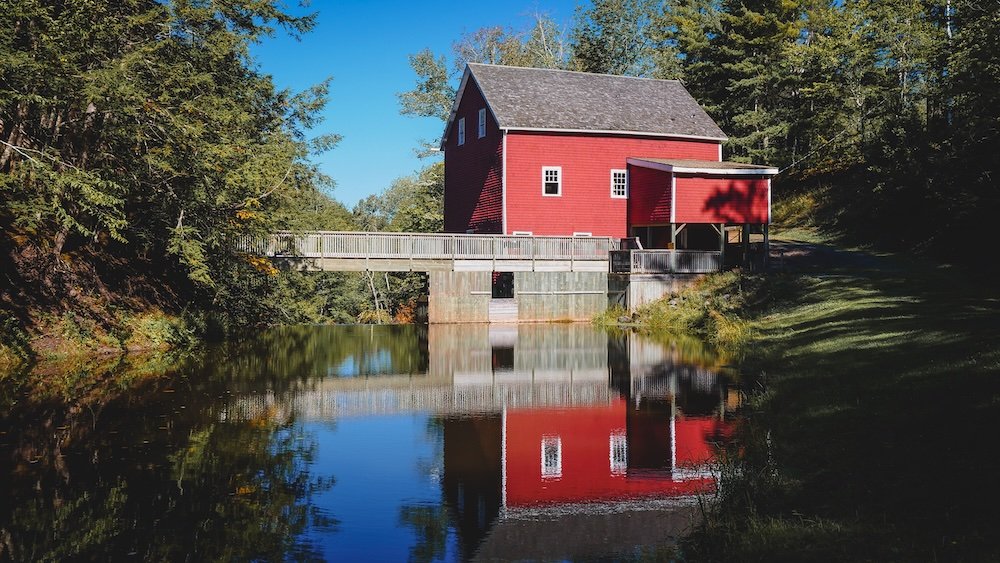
[442, 63, 777, 252]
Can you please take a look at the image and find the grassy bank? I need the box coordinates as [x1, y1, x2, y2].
[597, 232, 1000, 559]
[0, 309, 202, 376]
[659, 236, 1000, 560]
[596, 270, 798, 357]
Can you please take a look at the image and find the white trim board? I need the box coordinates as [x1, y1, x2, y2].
[502, 131, 508, 233]
[507, 126, 726, 143]
[627, 157, 778, 176]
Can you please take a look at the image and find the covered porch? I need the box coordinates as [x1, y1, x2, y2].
[618, 157, 777, 274]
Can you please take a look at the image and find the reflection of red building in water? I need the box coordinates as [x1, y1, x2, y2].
[504, 398, 729, 509]
[442, 382, 734, 559]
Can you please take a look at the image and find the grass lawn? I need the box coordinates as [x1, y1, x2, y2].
[685, 231, 1000, 561]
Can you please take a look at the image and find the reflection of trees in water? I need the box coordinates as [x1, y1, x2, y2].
[0, 354, 337, 561]
[198, 324, 430, 393]
[399, 504, 451, 563]
[398, 416, 451, 563]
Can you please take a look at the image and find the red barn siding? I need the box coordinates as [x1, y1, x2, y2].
[505, 132, 721, 237]
[627, 164, 672, 226]
[444, 80, 503, 233]
[673, 176, 769, 224]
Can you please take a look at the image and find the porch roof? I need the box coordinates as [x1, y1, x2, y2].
[627, 157, 778, 176]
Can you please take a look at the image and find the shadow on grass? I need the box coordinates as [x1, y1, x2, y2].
[685, 245, 1000, 561]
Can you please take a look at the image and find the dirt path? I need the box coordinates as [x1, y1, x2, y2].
[769, 238, 900, 273]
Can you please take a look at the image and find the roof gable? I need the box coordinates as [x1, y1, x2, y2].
[443, 64, 727, 146]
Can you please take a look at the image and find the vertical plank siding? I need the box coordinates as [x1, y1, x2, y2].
[609, 250, 722, 274]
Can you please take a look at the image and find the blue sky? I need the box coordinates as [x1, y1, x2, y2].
[252, 0, 580, 207]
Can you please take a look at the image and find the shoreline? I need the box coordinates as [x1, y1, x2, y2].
[664, 234, 1000, 560]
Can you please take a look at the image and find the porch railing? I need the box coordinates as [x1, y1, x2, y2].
[610, 250, 723, 274]
[238, 231, 621, 261]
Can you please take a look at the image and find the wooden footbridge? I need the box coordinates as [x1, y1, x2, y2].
[238, 231, 724, 321]
[238, 231, 722, 274]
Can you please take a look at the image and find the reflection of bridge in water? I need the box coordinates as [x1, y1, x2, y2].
[216, 324, 732, 421]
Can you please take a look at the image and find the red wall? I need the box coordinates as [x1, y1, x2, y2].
[504, 132, 721, 237]
[627, 165, 672, 226]
[444, 79, 504, 233]
[504, 400, 720, 509]
[674, 175, 770, 224]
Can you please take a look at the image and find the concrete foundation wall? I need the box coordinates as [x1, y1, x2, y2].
[430, 270, 697, 322]
[429, 271, 609, 323]
[609, 273, 703, 310]
[428, 271, 491, 323]
[514, 271, 608, 322]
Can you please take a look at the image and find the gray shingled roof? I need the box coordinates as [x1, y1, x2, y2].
[465, 63, 727, 140]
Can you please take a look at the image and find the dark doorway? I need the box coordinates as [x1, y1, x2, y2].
[491, 272, 514, 299]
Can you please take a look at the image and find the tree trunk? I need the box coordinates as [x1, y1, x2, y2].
[52, 226, 69, 260]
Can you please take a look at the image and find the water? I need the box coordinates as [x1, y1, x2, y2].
[0, 324, 740, 561]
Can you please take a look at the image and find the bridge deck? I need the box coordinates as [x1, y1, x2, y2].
[240, 231, 618, 272]
[240, 231, 724, 274]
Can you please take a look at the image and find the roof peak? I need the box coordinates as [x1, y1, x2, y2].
[442, 61, 727, 146]
[466, 62, 684, 85]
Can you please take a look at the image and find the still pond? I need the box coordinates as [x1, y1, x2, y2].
[0, 324, 740, 561]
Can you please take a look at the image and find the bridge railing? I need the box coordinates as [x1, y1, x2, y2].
[238, 231, 621, 261]
[610, 250, 723, 274]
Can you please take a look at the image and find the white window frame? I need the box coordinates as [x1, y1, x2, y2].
[611, 169, 628, 198]
[457, 117, 466, 146]
[478, 108, 487, 138]
[610, 431, 627, 475]
[542, 166, 562, 197]
[541, 436, 562, 478]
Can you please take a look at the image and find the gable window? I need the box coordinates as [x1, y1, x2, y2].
[457, 117, 466, 146]
[611, 169, 628, 198]
[478, 108, 487, 138]
[542, 167, 562, 196]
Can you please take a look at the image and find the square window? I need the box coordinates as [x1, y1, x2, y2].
[478, 108, 487, 138]
[542, 167, 561, 196]
[611, 169, 628, 198]
[458, 117, 466, 146]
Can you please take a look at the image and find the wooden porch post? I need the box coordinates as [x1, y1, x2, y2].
[719, 223, 726, 267]
[763, 223, 770, 270]
[741, 223, 750, 269]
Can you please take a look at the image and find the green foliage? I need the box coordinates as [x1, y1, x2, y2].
[120, 312, 199, 350]
[452, 15, 571, 71]
[397, 49, 455, 121]
[570, 0, 658, 75]
[629, 270, 762, 352]
[0, 0, 346, 332]
[0, 312, 32, 366]
[347, 163, 443, 322]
